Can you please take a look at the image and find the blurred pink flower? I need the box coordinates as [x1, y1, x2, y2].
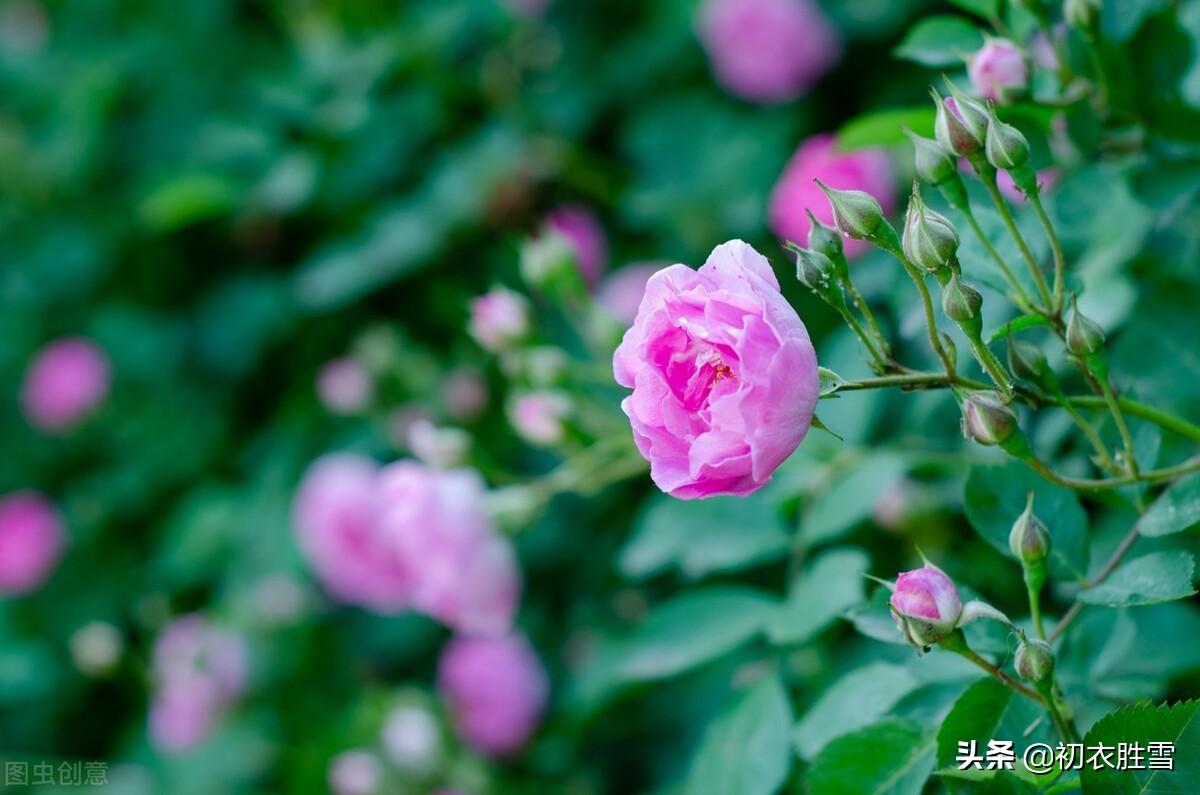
[998, 167, 1061, 203]
[0, 490, 65, 595]
[378, 462, 519, 637]
[441, 367, 488, 420]
[316, 357, 373, 415]
[469, 288, 530, 352]
[407, 420, 470, 468]
[968, 39, 1028, 104]
[508, 391, 570, 445]
[613, 240, 819, 499]
[327, 749, 383, 795]
[597, 264, 664, 326]
[543, 206, 607, 286]
[293, 454, 414, 612]
[769, 133, 894, 258]
[149, 615, 247, 752]
[698, 0, 841, 104]
[21, 337, 110, 432]
[438, 633, 548, 757]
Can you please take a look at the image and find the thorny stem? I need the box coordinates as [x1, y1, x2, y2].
[1022, 454, 1200, 492]
[979, 174, 1055, 314]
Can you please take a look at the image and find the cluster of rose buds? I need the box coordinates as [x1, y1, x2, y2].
[148, 614, 248, 752]
[292, 454, 520, 637]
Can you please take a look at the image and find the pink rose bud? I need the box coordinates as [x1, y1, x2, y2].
[697, 0, 841, 104]
[437, 633, 548, 757]
[769, 134, 894, 258]
[316, 357, 373, 415]
[0, 490, 65, 595]
[508, 391, 571, 446]
[381, 704, 441, 770]
[328, 749, 383, 795]
[890, 563, 963, 649]
[597, 264, 664, 326]
[613, 240, 819, 498]
[293, 454, 415, 612]
[21, 337, 110, 432]
[376, 463, 520, 636]
[441, 367, 488, 420]
[542, 206, 608, 286]
[969, 39, 1028, 103]
[469, 288, 530, 352]
[961, 392, 1018, 447]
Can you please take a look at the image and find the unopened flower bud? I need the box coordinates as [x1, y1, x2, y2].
[1009, 493, 1051, 564]
[905, 128, 957, 186]
[942, 273, 983, 327]
[805, 210, 845, 262]
[508, 391, 570, 445]
[1007, 338, 1049, 384]
[814, 180, 889, 243]
[902, 189, 959, 273]
[1015, 638, 1055, 683]
[1064, 0, 1100, 33]
[985, 107, 1032, 176]
[933, 87, 987, 157]
[969, 39, 1029, 104]
[890, 562, 963, 650]
[1066, 302, 1105, 357]
[520, 232, 579, 292]
[469, 288, 530, 352]
[792, 246, 845, 308]
[961, 392, 1017, 446]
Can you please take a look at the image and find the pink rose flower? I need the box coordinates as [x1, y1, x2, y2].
[968, 39, 1028, 104]
[21, 337, 110, 432]
[469, 288, 530, 352]
[0, 490, 65, 595]
[293, 454, 414, 612]
[437, 633, 548, 757]
[597, 263, 664, 326]
[613, 240, 819, 499]
[543, 206, 607, 286]
[698, 0, 841, 104]
[508, 391, 571, 445]
[316, 357, 373, 415]
[769, 133, 894, 258]
[378, 463, 519, 636]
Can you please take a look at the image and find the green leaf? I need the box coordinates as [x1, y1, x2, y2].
[837, 107, 936, 150]
[794, 663, 920, 760]
[1078, 551, 1196, 607]
[618, 492, 788, 581]
[947, 0, 1000, 19]
[936, 679, 1050, 786]
[893, 16, 984, 68]
[684, 672, 793, 795]
[1138, 474, 1200, 537]
[986, 314, 1052, 344]
[964, 462, 1089, 581]
[801, 452, 908, 546]
[768, 548, 869, 645]
[139, 173, 239, 232]
[1081, 700, 1200, 794]
[807, 719, 936, 795]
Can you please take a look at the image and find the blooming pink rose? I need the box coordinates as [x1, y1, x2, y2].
[968, 39, 1028, 104]
[597, 264, 664, 326]
[543, 206, 607, 286]
[21, 337, 110, 432]
[469, 288, 530, 352]
[769, 134, 894, 258]
[508, 391, 570, 445]
[613, 240, 819, 499]
[698, 0, 841, 104]
[437, 633, 548, 757]
[293, 454, 415, 612]
[317, 357, 373, 415]
[0, 490, 65, 594]
[377, 463, 519, 636]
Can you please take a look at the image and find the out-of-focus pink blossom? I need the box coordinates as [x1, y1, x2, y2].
[20, 337, 110, 432]
[769, 134, 894, 258]
[441, 367, 488, 420]
[543, 206, 607, 286]
[328, 749, 383, 795]
[698, 0, 841, 104]
[469, 288, 530, 352]
[613, 240, 819, 499]
[407, 419, 471, 468]
[508, 392, 570, 445]
[378, 463, 519, 637]
[293, 454, 414, 612]
[381, 705, 441, 769]
[998, 167, 1061, 203]
[0, 491, 65, 595]
[968, 39, 1028, 104]
[149, 615, 247, 752]
[437, 633, 548, 757]
[316, 357, 373, 415]
[597, 264, 664, 326]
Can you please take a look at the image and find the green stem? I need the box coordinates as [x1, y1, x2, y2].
[1028, 192, 1067, 314]
[1068, 395, 1200, 443]
[838, 274, 892, 359]
[958, 202, 1037, 313]
[1100, 377, 1140, 478]
[1022, 453, 1200, 492]
[1050, 524, 1144, 643]
[836, 305, 888, 374]
[979, 173, 1054, 313]
[1024, 568, 1046, 640]
[1059, 394, 1120, 474]
[899, 259, 957, 378]
[1037, 680, 1080, 744]
[968, 338, 1014, 400]
[957, 647, 1045, 704]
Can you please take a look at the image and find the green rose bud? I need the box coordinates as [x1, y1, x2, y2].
[1007, 338, 1049, 384]
[902, 186, 959, 274]
[1009, 493, 1051, 564]
[933, 84, 988, 157]
[942, 273, 983, 325]
[905, 128, 958, 186]
[1066, 301, 1106, 357]
[1015, 638, 1055, 683]
[814, 180, 886, 241]
[805, 209, 845, 263]
[961, 392, 1017, 446]
[792, 246, 846, 310]
[984, 107, 1031, 172]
